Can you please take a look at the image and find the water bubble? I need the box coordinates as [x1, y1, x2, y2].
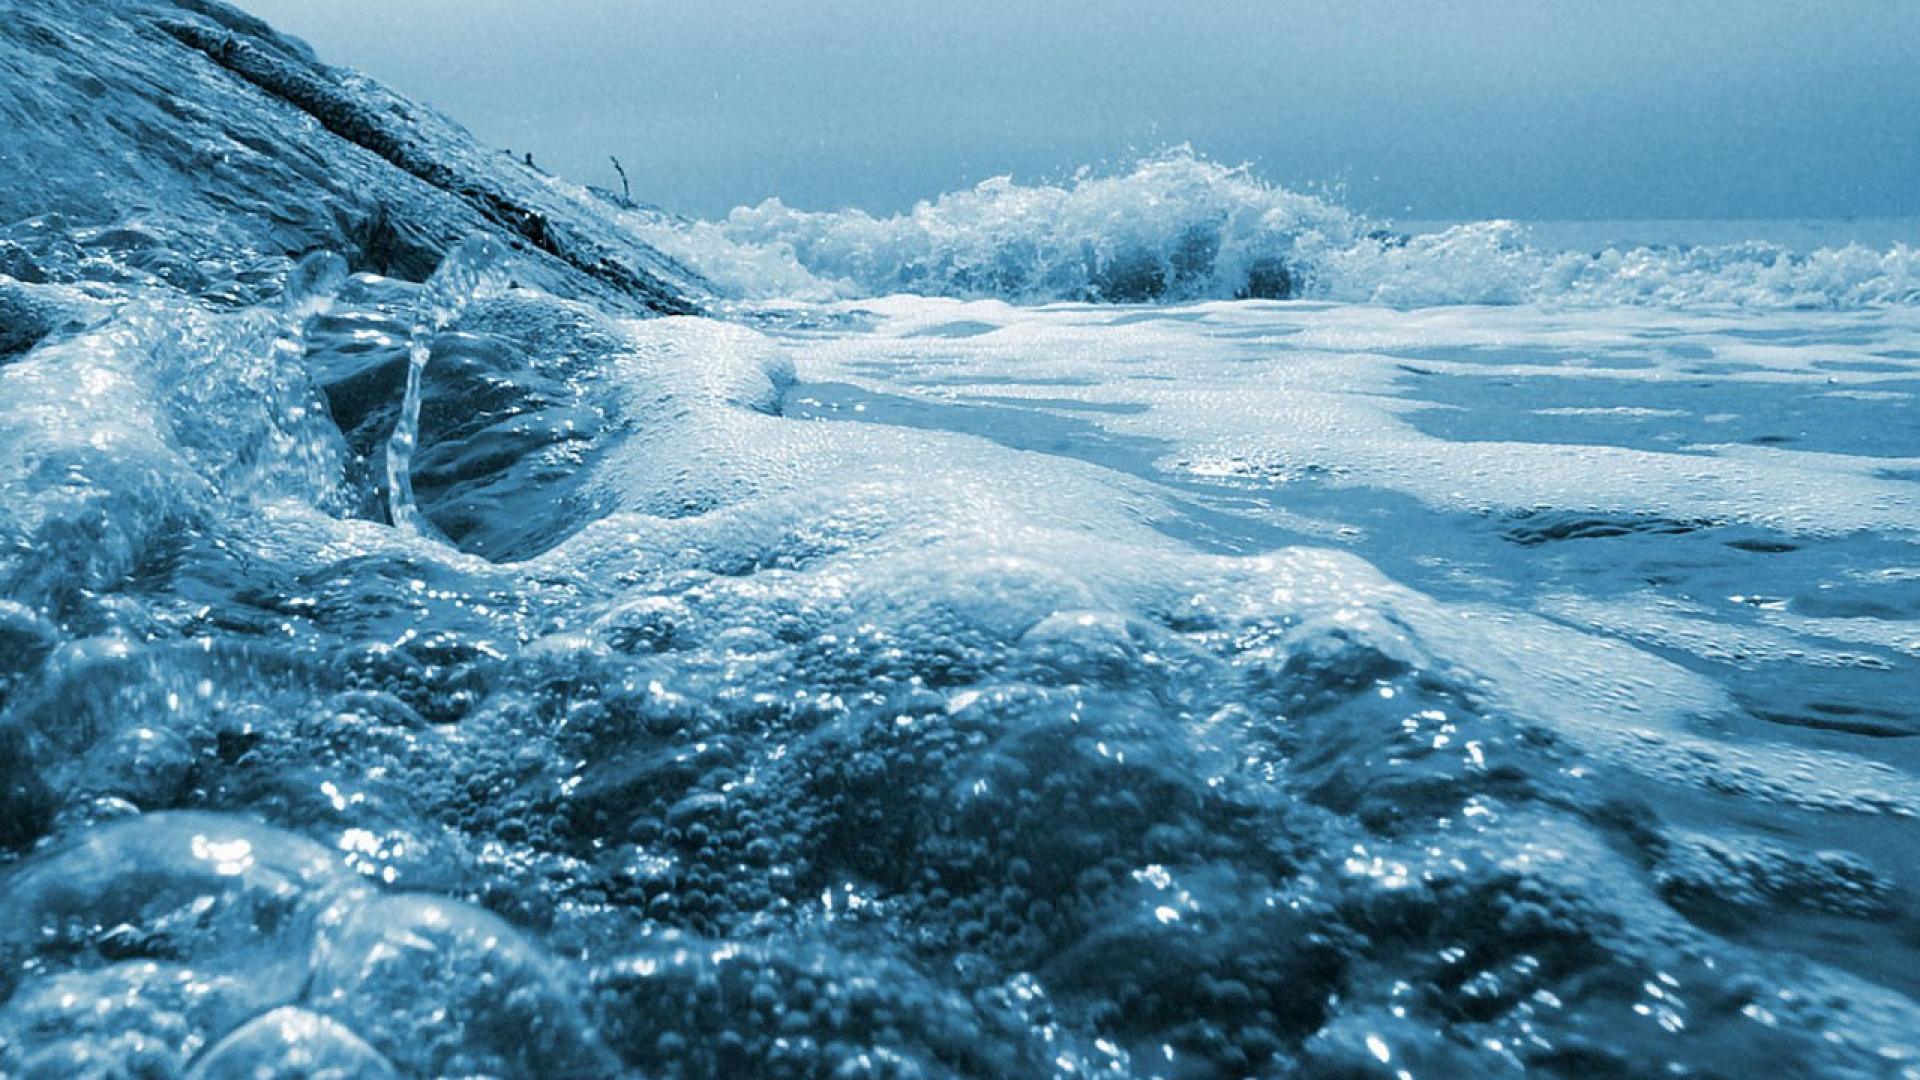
[186, 1006, 395, 1080]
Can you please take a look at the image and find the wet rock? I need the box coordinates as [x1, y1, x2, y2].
[1090, 246, 1167, 303]
[1170, 222, 1223, 291]
[336, 201, 444, 281]
[1239, 256, 1296, 300]
[0, 0, 703, 313]
[308, 288, 631, 559]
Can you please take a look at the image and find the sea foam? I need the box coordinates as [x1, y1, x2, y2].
[607, 148, 1920, 310]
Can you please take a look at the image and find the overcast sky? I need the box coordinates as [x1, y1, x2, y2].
[235, 1, 1920, 222]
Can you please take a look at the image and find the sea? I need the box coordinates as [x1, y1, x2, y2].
[2, 148, 1918, 1078]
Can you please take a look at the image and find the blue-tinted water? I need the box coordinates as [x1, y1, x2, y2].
[6, 251, 1918, 1075]
[3, 9, 1920, 1076]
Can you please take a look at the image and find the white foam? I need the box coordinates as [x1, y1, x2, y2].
[593, 149, 1920, 310]
[793, 299, 1920, 539]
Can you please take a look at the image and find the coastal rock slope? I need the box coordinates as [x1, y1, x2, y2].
[0, 0, 703, 314]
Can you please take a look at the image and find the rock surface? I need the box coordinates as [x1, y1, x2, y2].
[0, 0, 704, 314]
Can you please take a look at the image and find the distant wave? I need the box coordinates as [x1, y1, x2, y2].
[604, 148, 1920, 310]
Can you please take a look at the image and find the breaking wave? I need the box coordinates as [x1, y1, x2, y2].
[614, 149, 1920, 309]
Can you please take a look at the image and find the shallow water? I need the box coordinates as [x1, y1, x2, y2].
[3, 221, 1918, 1077]
[7, 3, 1919, 1071]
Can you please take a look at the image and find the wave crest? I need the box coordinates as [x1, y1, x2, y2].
[617, 149, 1920, 310]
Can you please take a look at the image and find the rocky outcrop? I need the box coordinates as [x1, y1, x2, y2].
[0, 0, 705, 314]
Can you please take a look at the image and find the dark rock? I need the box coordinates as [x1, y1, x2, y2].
[1239, 256, 1296, 300]
[0, 0, 707, 314]
[306, 288, 631, 560]
[335, 202, 443, 281]
[1169, 222, 1221, 291]
[1091, 247, 1167, 303]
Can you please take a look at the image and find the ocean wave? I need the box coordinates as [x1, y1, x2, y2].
[618, 149, 1920, 310]
[8, 4, 1920, 1075]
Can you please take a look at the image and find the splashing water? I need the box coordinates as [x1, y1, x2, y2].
[25, 5, 1919, 1075]
[4, 119, 1920, 1080]
[279, 250, 349, 322]
[384, 236, 513, 535]
[606, 148, 1920, 310]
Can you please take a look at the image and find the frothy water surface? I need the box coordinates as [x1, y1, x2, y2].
[2, 168, 1919, 1077]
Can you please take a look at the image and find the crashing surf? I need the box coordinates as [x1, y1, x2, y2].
[2, 2, 1918, 1078]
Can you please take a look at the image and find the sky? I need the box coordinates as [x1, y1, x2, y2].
[234, 1, 1920, 223]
